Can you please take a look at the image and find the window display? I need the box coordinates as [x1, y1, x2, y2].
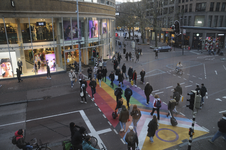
[0, 58, 13, 78]
[63, 20, 81, 40]
[102, 22, 107, 34]
[89, 20, 98, 38]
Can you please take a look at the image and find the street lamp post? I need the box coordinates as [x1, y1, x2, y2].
[76, 0, 82, 73]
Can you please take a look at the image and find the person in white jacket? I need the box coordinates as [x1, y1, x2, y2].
[150, 95, 161, 120]
[69, 69, 77, 88]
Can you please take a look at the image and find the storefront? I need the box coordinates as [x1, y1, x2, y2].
[192, 33, 203, 49]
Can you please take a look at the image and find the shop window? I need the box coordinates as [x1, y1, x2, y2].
[184, 16, 187, 25]
[88, 18, 99, 39]
[0, 18, 7, 44]
[208, 16, 212, 27]
[219, 16, 223, 27]
[216, 2, 220, 11]
[194, 15, 205, 27]
[214, 16, 218, 27]
[3, 18, 18, 44]
[196, 3, 206, 12]
[185, 5, 188, 12]
[189, 4, 192, 12]
[210, 2, 214, 11]
[188, 16, 191, 26]
[221, 2, 226, 11]
[164, 0, 168, 6]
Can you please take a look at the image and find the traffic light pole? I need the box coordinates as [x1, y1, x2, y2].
[76, 0, 82, 73]
[187, 111, 197, 150]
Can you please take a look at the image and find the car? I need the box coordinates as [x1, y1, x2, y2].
[153, 46, 172, 52]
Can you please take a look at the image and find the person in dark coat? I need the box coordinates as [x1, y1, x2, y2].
[118, 53, 121, 64]
[140, 69, 145, 84]
[118, 71, 124, 87]
[130, 105, 141, 133]
[155, 49, 158, 59]
[70, 122, 80, 140]
[80, 83, 87, 103]
[16, 68, 23, 83]
[124, 85, 133, 109]
[46, 61, 51, 79]
[144, 82, 153, 105]
[97, 71, 102, 87]
[147, 115, 158, 143]
[125, 126, 139, 150]
[128, 66, 133, 82]
[71, 127, 86, 149]
[125, 52, 129, 61]
[132, 70, 137, 87]
[119, 105, 129, 132]
[115, 66, 120, 76]
[129, 52, 132, 61]
[122, 63, 127, 79]
[87, 67, 93, 80]
[115, 98, 123, 114]
[109, 71, 115, 87]
[175, 83, 182, 95]
[89, 78, 97, 99]
[200, 83, 207, 106]
[173, 88, 180, 105]
[166, 96, 177, 118]
[15, 129, 33, 150]
[113, 60, 118, 71]
[115, 84, 123, 102]
[195, 85, 201, 95]
[102, 66, 107, 82]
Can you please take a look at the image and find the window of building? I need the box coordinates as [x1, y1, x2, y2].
[179, 0, 181, 3]
[188, 16, 191, 26]
[189, 4, 192, 12]
[0, 18, 7, 45]
[194, 15, 205, 27]
[219, 16, 223, 27]
[169, 7, 174, 14]
[100, 0, 105, 4]
[208, 16, 212, 27]
[146, 11, 149, 16]
[222, 2, 226, 11]
[178, 6, 180, 13]
[163, 8, 168, 14]
[210, 2, 214, 11]
[106, 1, 110, 5]
[164, 0, 168, 5]
[216, 2, 220, 11]
[182, 5, 184, 12]
[214, 16, 218, 27]
[84, 0, 92, 2]
[196, 3, 206, 12]
[93, 0, 97, 3]
[184, 16, 187, 25]
[169, 0, 174, 5]
[182, 0, 184, 3]
[185, 5, 188, 12]
[186, 0, 188, 2]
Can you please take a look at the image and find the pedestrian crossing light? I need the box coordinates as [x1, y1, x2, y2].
[170, 25, 175, 31]
[93, 49, 96, 57]
[96, 52, 99, 58]
[174, 20, 180, 36]
[186, 90, 196, 110]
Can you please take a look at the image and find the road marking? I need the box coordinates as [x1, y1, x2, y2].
[215, 70, 218, 75]
[178, 76, 181, 78]
[222, 96, 226, 99]
[192, 75, 196, 77]
[155, 91, 164, 95]
[201, 126, 209, 132]
[219, 110, 226, 113]
[88, 95, 90, 97]
[113, 129, 118, 134]
[98, 108, 101, 112]
[183, 78, 187, 80]
[187, 74, 190, 75]
[121, 138, 126, 144]
[206, 96, 208, 99]
[216, 98, 222, 101]
[223, 65, 226, 70]
[203, 64, 207, 79]
[180, 112, 185, 116]
[152, 90, 159, 93]
[171, 89, 174, 91]
[166, 86, 173, 89]
[198, 77, 202, 80]
[180, 82, 185, 85]
[185, 85, 192, 88]
[173, 74, 176, 76]
[189, 80, 193, 83]
[196, 83, 199, 85]
[94, 103, 97, 106]
[103, 114, 106, 118]
[163, 102, 167, 105]
[96, 128, 112, 135]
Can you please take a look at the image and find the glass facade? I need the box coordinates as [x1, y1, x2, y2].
[0, 17, 115, 79]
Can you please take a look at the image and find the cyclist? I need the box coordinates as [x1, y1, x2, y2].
[82, 135, 99, 150]
[71, 126, 86, 150]
[14, 129, 33, 150]
[176, 62, 183, 72]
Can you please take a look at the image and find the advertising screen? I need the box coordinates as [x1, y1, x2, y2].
[63, 21, 81, 41]
[0, 58, 13, 78]
[102, 22, 107, 34]
[89, 20, 98, 38]
[46, 54, 56, 71]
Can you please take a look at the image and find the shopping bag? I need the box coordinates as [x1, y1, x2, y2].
[115, 75, 118, 80]
[62, 141, 73, 150]
[131, 80, 134, 86]
[180, 95, 184, 102]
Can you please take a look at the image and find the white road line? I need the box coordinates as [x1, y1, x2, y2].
[199, 78, 203, 80]
[223, 65, 226, 70]
[113, 129, 118, 134]
[152, 90, 159, 93]
[94, 103, 97, 106]
[163, 102, 167, 105]
[88, 95, 90, 97]
[98, 108, 101, 112]
[155, 91, 164, 95]
[138, 118, 151, 149]
[192, 75, 196, 77]
[171, 89, 174, 91]
[187, 74, 190, 75]
[173, 74, 176, 76]
[96, 128, 112, 135]
[108, 121, 112, 126]
[215, 70, 218, 75]
[103, 114, 106, 118]
[216, 98, 222, 101]
[180, 112, 185, 116]
[180, 82, 185, 85]
[203, 64, 207, 79]
[178, 76, 181, 78]
[206, 96, 208, 99]
[202, 126, 210, 132]
[189, 80, 193, 83]
[121, 138, 126, 144]
[183, 78, 187, 80]
[196, 83, 199, 85]
[166, 86, 173, 89]
[219, 110, 226, 113]
[185, 85, 192, 88]
[222, 96, 226, 99]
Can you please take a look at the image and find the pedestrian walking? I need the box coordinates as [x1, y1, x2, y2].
[16, 68, 23, 83]
[97, 71, 102, 87]
[144, 82, 153, 105]
[128, 66, 133, 82]
[125, 126, 139, 150]
[103, 60, 107, 68]
[81, 79, 87, 89]
[102, 66, 107, 82]
[135, 53, 139, 63]
[124, 85, 133, 109]
[129, 52, 132, 61]
[80, 83, 87, 104]
[150, 95, 161, 120]
[118, 53, 122, 64]
[132, 70, 137, 87]
[115, 98, 123, 115]
[46, 61, 51, 79]
[93, 65, 98, 81]
[118, 71, 124, 87]
[175, 83, 182, 95]
[147, 115, 158, 143]
[155, 49, 158, 59]
[115, 66, 121, 76]
[99, 59, 103, 69]
[14, 129, 33, 150]
[119, 105, 129, 132]
[113, 60, 118, 71]
[89, 78, 97, 100]
[195, 85, 201, 95]
[122, 63, 127, 79]
[125, 52, 129, 61]
[166, 96, 177, 118]
[114, 84, 123, 102]
[200, 83, 207, 106]
[208, 113, 226, 144]
[87, 67, 93, 80]
[109, 71, 115, 87]
[78, 72, 84, 81]
[140, 69, 145, 84]
[69, 69, 77, 88]
[130, 105, 141, 133]
[173, 88, 180, 112]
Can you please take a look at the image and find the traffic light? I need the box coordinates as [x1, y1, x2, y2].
[189, 128, 194, 136]
[174, 20, 180, 35]
[93, 49, 96, 57]
[186, 90, 196, 110]
[96, 52, 99, 58]
[170, 25, 175, 31]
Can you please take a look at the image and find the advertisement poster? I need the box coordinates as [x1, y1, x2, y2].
[0, 58, 13, 78]
[89, 20, 98, 38]
[63, 21, 81, 40]
[46, 54, 56, 71]
[102, 22, 107, 34]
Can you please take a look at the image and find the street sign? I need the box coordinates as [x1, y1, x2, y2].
[183, 29, 186, 35]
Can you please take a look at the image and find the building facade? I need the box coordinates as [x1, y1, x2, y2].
[0, 0, 116, 79]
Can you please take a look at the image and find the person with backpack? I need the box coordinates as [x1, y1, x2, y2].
[200, 83, 207, 106]
[109, 71, 115, 88]
[125, 126, 139, 150]
[124, 85, 133, 109]
[130, 105, 142, 133]
[150, 95, 161, 120]
[140, 69, 145, 84]
[115, 84, 123, 102]
[89, 78, 97, 100]
[115, 98, 123, 115]
[82, 135, 99, 150]
[166, 96, 177, 118]
[80, 84, 87, 104]
[118, 71, 124, 87]
[13, 129, 33, 150]
[147, 115, 158, 143]
[144, 82, 153, 105]
[69, 69, 77, 88]
[119, 105, 129, 132]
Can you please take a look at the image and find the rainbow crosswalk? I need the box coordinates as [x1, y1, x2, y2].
[86, 78, 208, 149]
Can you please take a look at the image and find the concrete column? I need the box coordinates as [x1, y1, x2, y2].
[83, 18, 89, 65]
[54, 18, 63, 68]
[15, 18, 27, 73]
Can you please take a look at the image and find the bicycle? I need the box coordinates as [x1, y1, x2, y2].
[175, 68, 183, 75]
[31, 138, 51, 150]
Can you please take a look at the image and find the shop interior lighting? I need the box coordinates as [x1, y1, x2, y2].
[218, 34, 224, 36]
[197, 21, 202, 24]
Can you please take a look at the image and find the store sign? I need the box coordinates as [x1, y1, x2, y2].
[36, 22, 46, 26]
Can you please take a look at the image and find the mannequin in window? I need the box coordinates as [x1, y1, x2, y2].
[17, 58, 23, 74]
[38, 26, 43, 40]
